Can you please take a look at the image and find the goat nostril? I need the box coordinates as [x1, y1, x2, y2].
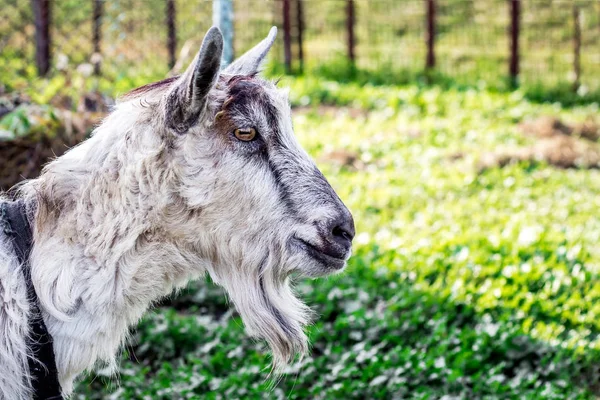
[332, 225, 354, 243]
[332, 226, 344, 238]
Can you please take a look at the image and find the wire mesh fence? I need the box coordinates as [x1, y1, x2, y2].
[521, 0, 599, 90]
[1, 0, 599, 95]
[1, 0, 35, 77]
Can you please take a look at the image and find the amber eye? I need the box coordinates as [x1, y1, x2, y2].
[234, 127, 257, 142]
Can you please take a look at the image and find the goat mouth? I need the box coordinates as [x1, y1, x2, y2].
[292, 237, 347, 270]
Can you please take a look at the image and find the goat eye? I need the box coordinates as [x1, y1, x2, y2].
[234, 127, 257, 141]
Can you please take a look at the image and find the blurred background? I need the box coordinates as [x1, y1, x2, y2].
[2, 0, 600, 398]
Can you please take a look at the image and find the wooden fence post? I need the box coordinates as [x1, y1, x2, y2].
[426, 0, 436, 70]
[509, 0, 520, 87]
[32, 0, 51, 76]
[295, 0, 304, 73]
[166, 0, 176, 70]
[282, 0, 292, 73]
[573, 6, 581, 91]
[92, 0, 103, 76]
[346, 0, 355, 66]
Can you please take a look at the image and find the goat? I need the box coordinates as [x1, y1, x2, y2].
[0, 27, 354, 399]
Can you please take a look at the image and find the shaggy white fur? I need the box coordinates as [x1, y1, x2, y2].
[1, 26, 353, 398]
[0, 225, 33, 400]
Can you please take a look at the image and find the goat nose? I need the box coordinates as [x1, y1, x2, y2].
[328, 213, 355, 250]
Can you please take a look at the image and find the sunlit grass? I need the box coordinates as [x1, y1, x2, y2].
[70, 78, 600, 399]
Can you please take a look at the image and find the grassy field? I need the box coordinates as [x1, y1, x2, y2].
[67, 77, 600, 399]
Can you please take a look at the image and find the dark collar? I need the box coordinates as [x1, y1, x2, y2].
[0, 200, 63, 400]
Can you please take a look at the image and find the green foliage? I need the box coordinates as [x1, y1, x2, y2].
[0, 105, 61, 140]
[76, 259, 595, 399]
[265, 58, 600, 108]
[74, 80, 600, 398]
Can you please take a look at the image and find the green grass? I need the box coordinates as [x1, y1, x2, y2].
[73, 78, 600, 399]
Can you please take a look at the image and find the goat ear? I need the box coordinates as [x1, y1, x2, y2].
[224, 26, 277, 75]
[166, 26, 223, 133]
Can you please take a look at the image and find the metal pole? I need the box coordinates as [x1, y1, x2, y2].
[426, 0, 436, 70]
[509, 0, 520, 87]
[296, 0, 304, 73]
[93, 0, 103, 75]
[346, 0, 355, 66]
[32, 0, 51, 76]
[283, 0, 292, 73]
[167, 0, 176, 70]
[573, 6, 581, 91]
[213, 0, 234, 66]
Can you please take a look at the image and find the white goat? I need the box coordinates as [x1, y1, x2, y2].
[0, 27, 354, 399]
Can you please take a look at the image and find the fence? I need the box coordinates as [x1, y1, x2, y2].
[1, 0, 600, 94]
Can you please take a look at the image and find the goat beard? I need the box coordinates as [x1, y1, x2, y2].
[206, 250, 313, 371]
